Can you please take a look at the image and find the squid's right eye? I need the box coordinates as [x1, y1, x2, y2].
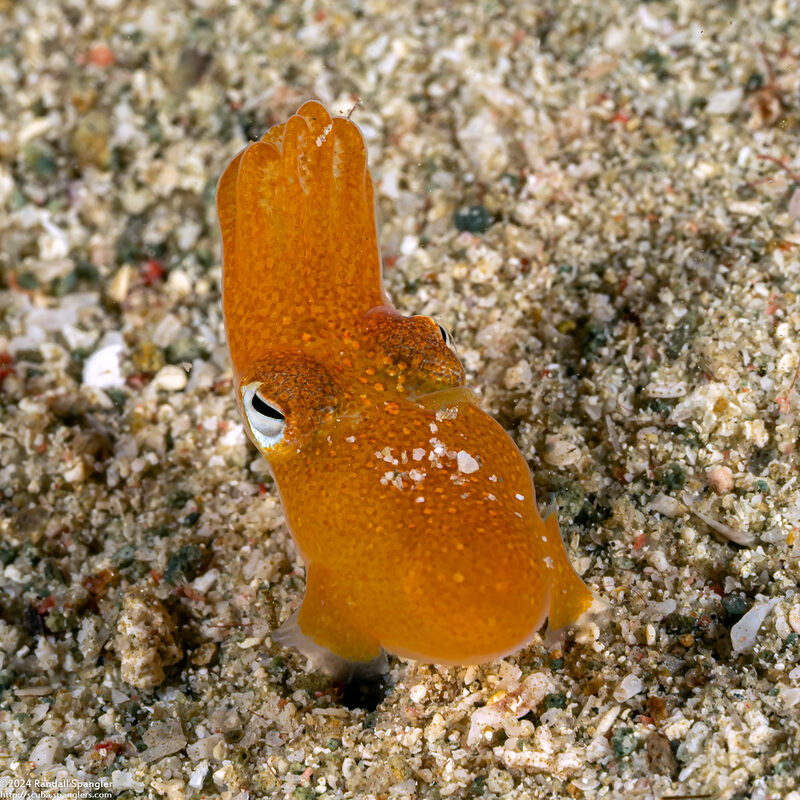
[242, 384, 286, 448]
[436, 321, 456, 353]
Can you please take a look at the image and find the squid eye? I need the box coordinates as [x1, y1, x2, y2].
[242, 384, 286, 448]
[436, 322, 456, 352]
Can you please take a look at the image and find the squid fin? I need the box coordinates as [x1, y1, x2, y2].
[543, 512, 593, 630]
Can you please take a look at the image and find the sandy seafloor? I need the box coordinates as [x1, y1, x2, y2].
[1, 0, 800, 798]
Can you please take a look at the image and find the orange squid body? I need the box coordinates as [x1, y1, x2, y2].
[218, 101, 592, 668]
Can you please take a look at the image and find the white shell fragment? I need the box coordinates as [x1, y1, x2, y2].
[782, 688, 800, 710]
[613, 673, 644, 702]
[457, 450, 480, 474]
[646, 382, 688, 398]
[731, 598, 780, 653]
[646, 492, 684, 518]
[29, 735, 62, 768]
[467, 672, 553, 747]
[83, 342, 124, 389]
[682, 493, 755, 546]
[188, 761, 210, 789]
[111, 770, 144, 793]
[141, 719, 188, 763]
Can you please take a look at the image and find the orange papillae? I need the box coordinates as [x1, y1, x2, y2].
[218, 101, 592, 668]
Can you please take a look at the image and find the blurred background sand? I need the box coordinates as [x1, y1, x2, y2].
[1, 1, 800, 798]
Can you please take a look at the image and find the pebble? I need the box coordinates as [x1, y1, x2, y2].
[115, 589, 183, 689]
[108, 265, 133, 303]
[70, 109, 111, 169]
[707, 87, 743, 115]
[647, 550, 670, 572]
[150, 364, 188, 392]
[457, 110, 508, 181]
[789, 187, 800, 219]
[486, 767, 514, 794]
[151, 313, 183, 348]
[454, 204, 491, 234]
[187, 733, 224, 762]
[188, 762, 210, 790]
[132, 341, 165, 374]
[543, 435, 581, 467]
[176, 220, 202, 251]
[167, 268, 193, 297]
[645, 623, 657, 647]
[62, 460, 87, 484]
[707, 465, 734, 494]
[789, 605, 800, 635]
[504, 359, 532, 390]
[166, 336, 206, 364]
[408, 684, 428, 703]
